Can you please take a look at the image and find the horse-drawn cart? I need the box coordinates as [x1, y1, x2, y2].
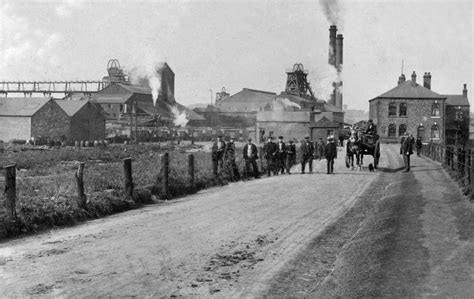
[345, 133, 380, 170]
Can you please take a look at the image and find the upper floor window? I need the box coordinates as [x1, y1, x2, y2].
[389, 102, 397, 116]
[399, 103, 407, 116]
[399, 124, 407, 136]
[432, 102, 440, 116]
[431, 124, 440, 139]
[388, 124, 396, 137]
[455, 110, 463, 121]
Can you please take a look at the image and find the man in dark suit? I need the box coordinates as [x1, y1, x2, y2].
[325, 135, 337, 174]
[263, 136, 278, 176]
[401, 132, 413, 171]
[276, 136, 287, 174]
[243, 138, 260, 179]
[365, 119, 377, 136]
[301, 136, 315, 174]
[286, 139, 296, 174]
[211, 135, 226, 177]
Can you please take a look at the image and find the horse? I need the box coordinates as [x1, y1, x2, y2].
[345, 131, 362, 170]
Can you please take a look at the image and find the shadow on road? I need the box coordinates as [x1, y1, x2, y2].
[378, 166, 405, 173]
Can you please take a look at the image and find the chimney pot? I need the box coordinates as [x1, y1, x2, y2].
[463, 84, 468, 98]
[423, 72, 431, 90]
[411, 71, 417, 83]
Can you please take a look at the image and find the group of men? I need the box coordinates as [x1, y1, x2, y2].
[211, 135, 339, 181]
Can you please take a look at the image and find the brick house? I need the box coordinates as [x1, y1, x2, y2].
[369, 72, 447, 143]
[0, 97, 69, 142]
[54, 99, 106, 142]
[443, 84, 470, 145]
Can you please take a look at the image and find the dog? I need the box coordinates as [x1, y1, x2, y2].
[368, 163, 374, 172]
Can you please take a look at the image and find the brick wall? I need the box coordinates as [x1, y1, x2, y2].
[70, 102, 106, 142]
[371, 98, 445, 143]
[31, 100, 69, 141]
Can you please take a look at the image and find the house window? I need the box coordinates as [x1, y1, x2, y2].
[108, 104, 112, 109]
[399, 103, 407, 116]
[389, 102, 397, 116]
[432, 102, 440, 116]
[327, 130, 334, 137]
[431, 125, 440, 139]
[399, 124, 407, 136]
[455, 110, 463, 121]
[388, 124, 396, 137]
[417, 125, 425, 141]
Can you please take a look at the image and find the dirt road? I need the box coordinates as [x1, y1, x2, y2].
[0, 149, 378, 297]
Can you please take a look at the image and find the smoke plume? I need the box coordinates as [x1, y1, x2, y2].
[310, 63, 342, 102]
[129, 65, 162, 107]
[319, 0, 343, 27]
[275, 98, 301, 111]
[170, 105, 189, 128]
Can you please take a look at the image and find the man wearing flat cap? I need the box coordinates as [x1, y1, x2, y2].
[263, 136, 278, 176]
[286, 139, 296, 174]
[276, 136, 287, 174]
[301, 136, 314, 174]
[243, 138, 259, 179]
[211, 135, 226, 177]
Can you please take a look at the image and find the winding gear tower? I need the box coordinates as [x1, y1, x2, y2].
[285, 63, 315, 99]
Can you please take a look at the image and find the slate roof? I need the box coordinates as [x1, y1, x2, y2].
[444, 95, 470, 106]
[220, 88, 277, 104]
[371, 80, 446, 101]
[54, 99, 89, 116]
[0, 97, 51, 116]
[92, 93, 133, 104]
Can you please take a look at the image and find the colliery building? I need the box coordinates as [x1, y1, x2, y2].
[369, 71, 470, 145]
[0, 97, 104, 143]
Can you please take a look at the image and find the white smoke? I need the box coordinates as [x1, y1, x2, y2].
[129, 64, 162, 107]
[170, 105, 189, 128]
[310, 63, 342, 102]
[319, 0, 343, 27]
[275, 98, 301, 111]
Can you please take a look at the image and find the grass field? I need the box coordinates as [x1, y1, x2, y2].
[0, 142, 251, 237]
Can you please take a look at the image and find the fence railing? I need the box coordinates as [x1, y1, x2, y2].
[421, 143, 473, 191]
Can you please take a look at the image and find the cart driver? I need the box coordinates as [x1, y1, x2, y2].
[365, 119, 377, 136]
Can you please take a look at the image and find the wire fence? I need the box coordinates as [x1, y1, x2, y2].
[421, 143, 473, 190]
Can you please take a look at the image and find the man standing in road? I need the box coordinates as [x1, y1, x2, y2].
[315, 137, 326, 160]
[212, 135, 226, 177]
[286, 139, 296, 174]
[264, 136, 278, 176]
[243, 138, 260, 179]
[301, 136, 314, 174]
[325, 136, 337, 174]
[224, 137, 240, 181]
[401, 132, 413, 171]
[276, 136, 287, 174]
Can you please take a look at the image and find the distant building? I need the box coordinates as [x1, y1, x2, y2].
[216, 88, 277, 114]
[369, 71, 470, 145]
[0, 97, 69, 142]
[54, 99, 106, 142]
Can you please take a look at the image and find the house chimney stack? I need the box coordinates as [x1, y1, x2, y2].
[463, 84, 468, 98]
[411, 71, 417, 84]
[423, 72, 431, 90]
[328, 25, 337, 66]
[335, 34, 343, 70]
[398, 74, 406, 85]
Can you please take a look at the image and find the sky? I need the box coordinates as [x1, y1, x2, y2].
[0, 0, 472, 111]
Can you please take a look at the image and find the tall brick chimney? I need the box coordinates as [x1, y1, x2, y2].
[423, 72, 431, 89]
[463, 84, 468, 98]
[335, 34, 343, 70]
[411, 71, 417, 84]
[328, 25, 337, 66]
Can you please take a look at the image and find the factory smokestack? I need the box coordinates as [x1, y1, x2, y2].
[335, 34, 343, 70]
[328, 25, 337, 66]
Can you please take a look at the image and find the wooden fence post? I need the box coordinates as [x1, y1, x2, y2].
[75, 162, 86, 208]
[4, 165, 17, 221]
[188, 154, 194, 190]
[451, 147, 455, 170]
[161, 152, 169, 198]
[466, 149, 471, 186]
[123, 157, 134, 197]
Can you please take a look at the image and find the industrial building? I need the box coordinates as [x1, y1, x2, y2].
[369, 71, 470, 145]
[0, 97, 105, 143]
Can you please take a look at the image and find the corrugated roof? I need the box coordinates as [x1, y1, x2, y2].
[0, 97, 51, 116]
[92, 93, 133, 104]
[220, 88, 277, 104]
[54, 99, 88, 116]
[372, 80, 445, 100]
[444, 95, 470, 106]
